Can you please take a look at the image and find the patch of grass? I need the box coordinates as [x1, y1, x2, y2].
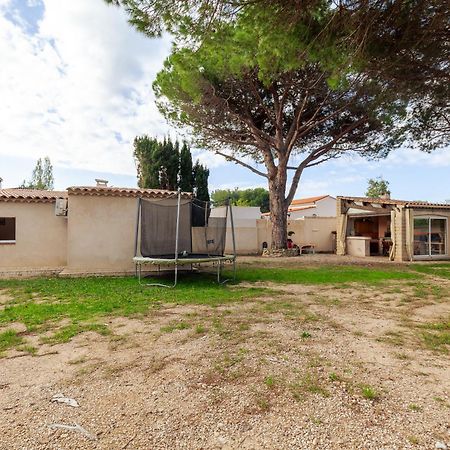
[0, 277, 267, 348]
[328, 372, 341, 382]
[255, 394, 270, 412]
[408, 436, 419, 445]
[411, 263, 450, 280]
[68, 356, 88, 365]
[0, 277, 267, 329]
[291, 372, 330, 399]
[0, 329, 24, 355]
[378, 330, 405, 346]
[229, 266, 419, 285]
[160, 321, 190, 333]
[309, 416, 323, 426]
[41, 323, 111, 345]
[419, 319, 450, 353]
[360, 384, 379, 401]
[300, 331, 312, 339]
[408, 403, 422, 412]
[16, 344, 38, 355]
[394, 352, 411, 360]
[264, 375, 276, 388]
[195, 324, 206, 334]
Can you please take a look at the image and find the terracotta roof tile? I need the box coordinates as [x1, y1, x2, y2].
[67, 186, 192, 199]
[0, 189, 67, 203]
[290, 195, 330, 206]
[288, 205, 317, 212]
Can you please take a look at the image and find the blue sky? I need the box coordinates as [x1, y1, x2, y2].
[1, 0, 449, 202]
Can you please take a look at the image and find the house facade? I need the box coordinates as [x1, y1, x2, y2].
[336, 196, 450, 261]
[0, 186, 181, 276]
[288, 195, 336, 219]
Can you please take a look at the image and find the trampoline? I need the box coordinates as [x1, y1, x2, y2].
[133, 192, 236, 287]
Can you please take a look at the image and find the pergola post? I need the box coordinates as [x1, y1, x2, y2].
[336, 198, 349, 256]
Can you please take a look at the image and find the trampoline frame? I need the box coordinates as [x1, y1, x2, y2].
[133, 191, 237, 288]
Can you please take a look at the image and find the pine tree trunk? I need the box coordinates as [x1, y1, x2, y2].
[269, 176, 288, 250]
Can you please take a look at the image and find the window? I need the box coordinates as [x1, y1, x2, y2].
[414, 216, 447, 257]
[0, 217, 16, 243]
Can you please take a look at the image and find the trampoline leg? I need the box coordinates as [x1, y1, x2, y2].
[174, 263, 178, 288]
[217, 261, 221, 284]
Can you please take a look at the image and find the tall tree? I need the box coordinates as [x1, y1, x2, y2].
[179, 141, 193, 192]
[366, 177, 391, 198]
[21, 157, 54, 190]
[111, 0, 449, 248]
[134, 136, 179, 190]
[193, 161, 210, 202]
[212, 188, 269, 212]
[134, 135, 160, 188]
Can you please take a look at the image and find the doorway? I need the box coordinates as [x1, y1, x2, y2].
[413, 217, 447, 257]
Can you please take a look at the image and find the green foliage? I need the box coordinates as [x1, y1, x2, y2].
[0, 277, 267, 348]
[212, 188, 269, 212]
[179, 141, 193, 192]
[21, 157, 54, 190]
[134, 135, 179, 190]
[228, 266, 418, 285]
[360, 384, 379, 401]
[0, 329, 24, 355]
[134, 136, 209, 198]
[366, 177, 391, 198]
[193, 160, 210, 201]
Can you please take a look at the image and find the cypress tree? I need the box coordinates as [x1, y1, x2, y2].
[179, 141, 193, 192]
[193, 161, 210, 202]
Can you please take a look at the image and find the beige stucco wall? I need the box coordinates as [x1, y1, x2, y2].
[0, 202, 67, 269]
[65, 195, 141, 273]
[254, 217, 336, 253]
[346, 236, 370, 257]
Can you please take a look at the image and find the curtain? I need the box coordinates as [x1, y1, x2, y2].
[389, 210, 396, 261]
[405, 208, 414, 261]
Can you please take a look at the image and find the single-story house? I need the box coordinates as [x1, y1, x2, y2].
[288, 195, 336, 219]
[0, 186, 183, 276]
[262, 195, 336, 220]
[336, 196, 450, 261]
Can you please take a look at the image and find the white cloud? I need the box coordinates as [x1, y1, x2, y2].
[0, 0, 172, 175]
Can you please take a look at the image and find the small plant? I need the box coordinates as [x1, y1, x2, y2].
[195, 324, 206, 334]
[408, 436, 419, 445]
[301, 331, 311, 339]
[360, 384, 379, 401]
[329, 372, 340, 382]
[0, 329, 24, 355]
[264, 375, 276, 388]
[408, 403, 422, 412]
[160, 322, 190, 333]
[256, 396, 270, 412]
[17, 345, 37, 355]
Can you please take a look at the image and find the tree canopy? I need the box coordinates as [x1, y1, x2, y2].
[110, 0, 449, 248]
[133, 136, 209, 198]
[212, 188, 269, 212]
[21, 157, 54, 190]
[365, 177, 391, 198]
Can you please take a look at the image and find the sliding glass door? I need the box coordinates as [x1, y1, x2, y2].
[414, 217, 447, 257]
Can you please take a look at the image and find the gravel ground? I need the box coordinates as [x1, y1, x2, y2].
[0, 273, 449, 449]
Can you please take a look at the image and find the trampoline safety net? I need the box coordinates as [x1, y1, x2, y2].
[139, 197, 228, 258]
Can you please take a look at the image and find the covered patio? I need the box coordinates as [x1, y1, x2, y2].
[336, 196, 450, 262]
